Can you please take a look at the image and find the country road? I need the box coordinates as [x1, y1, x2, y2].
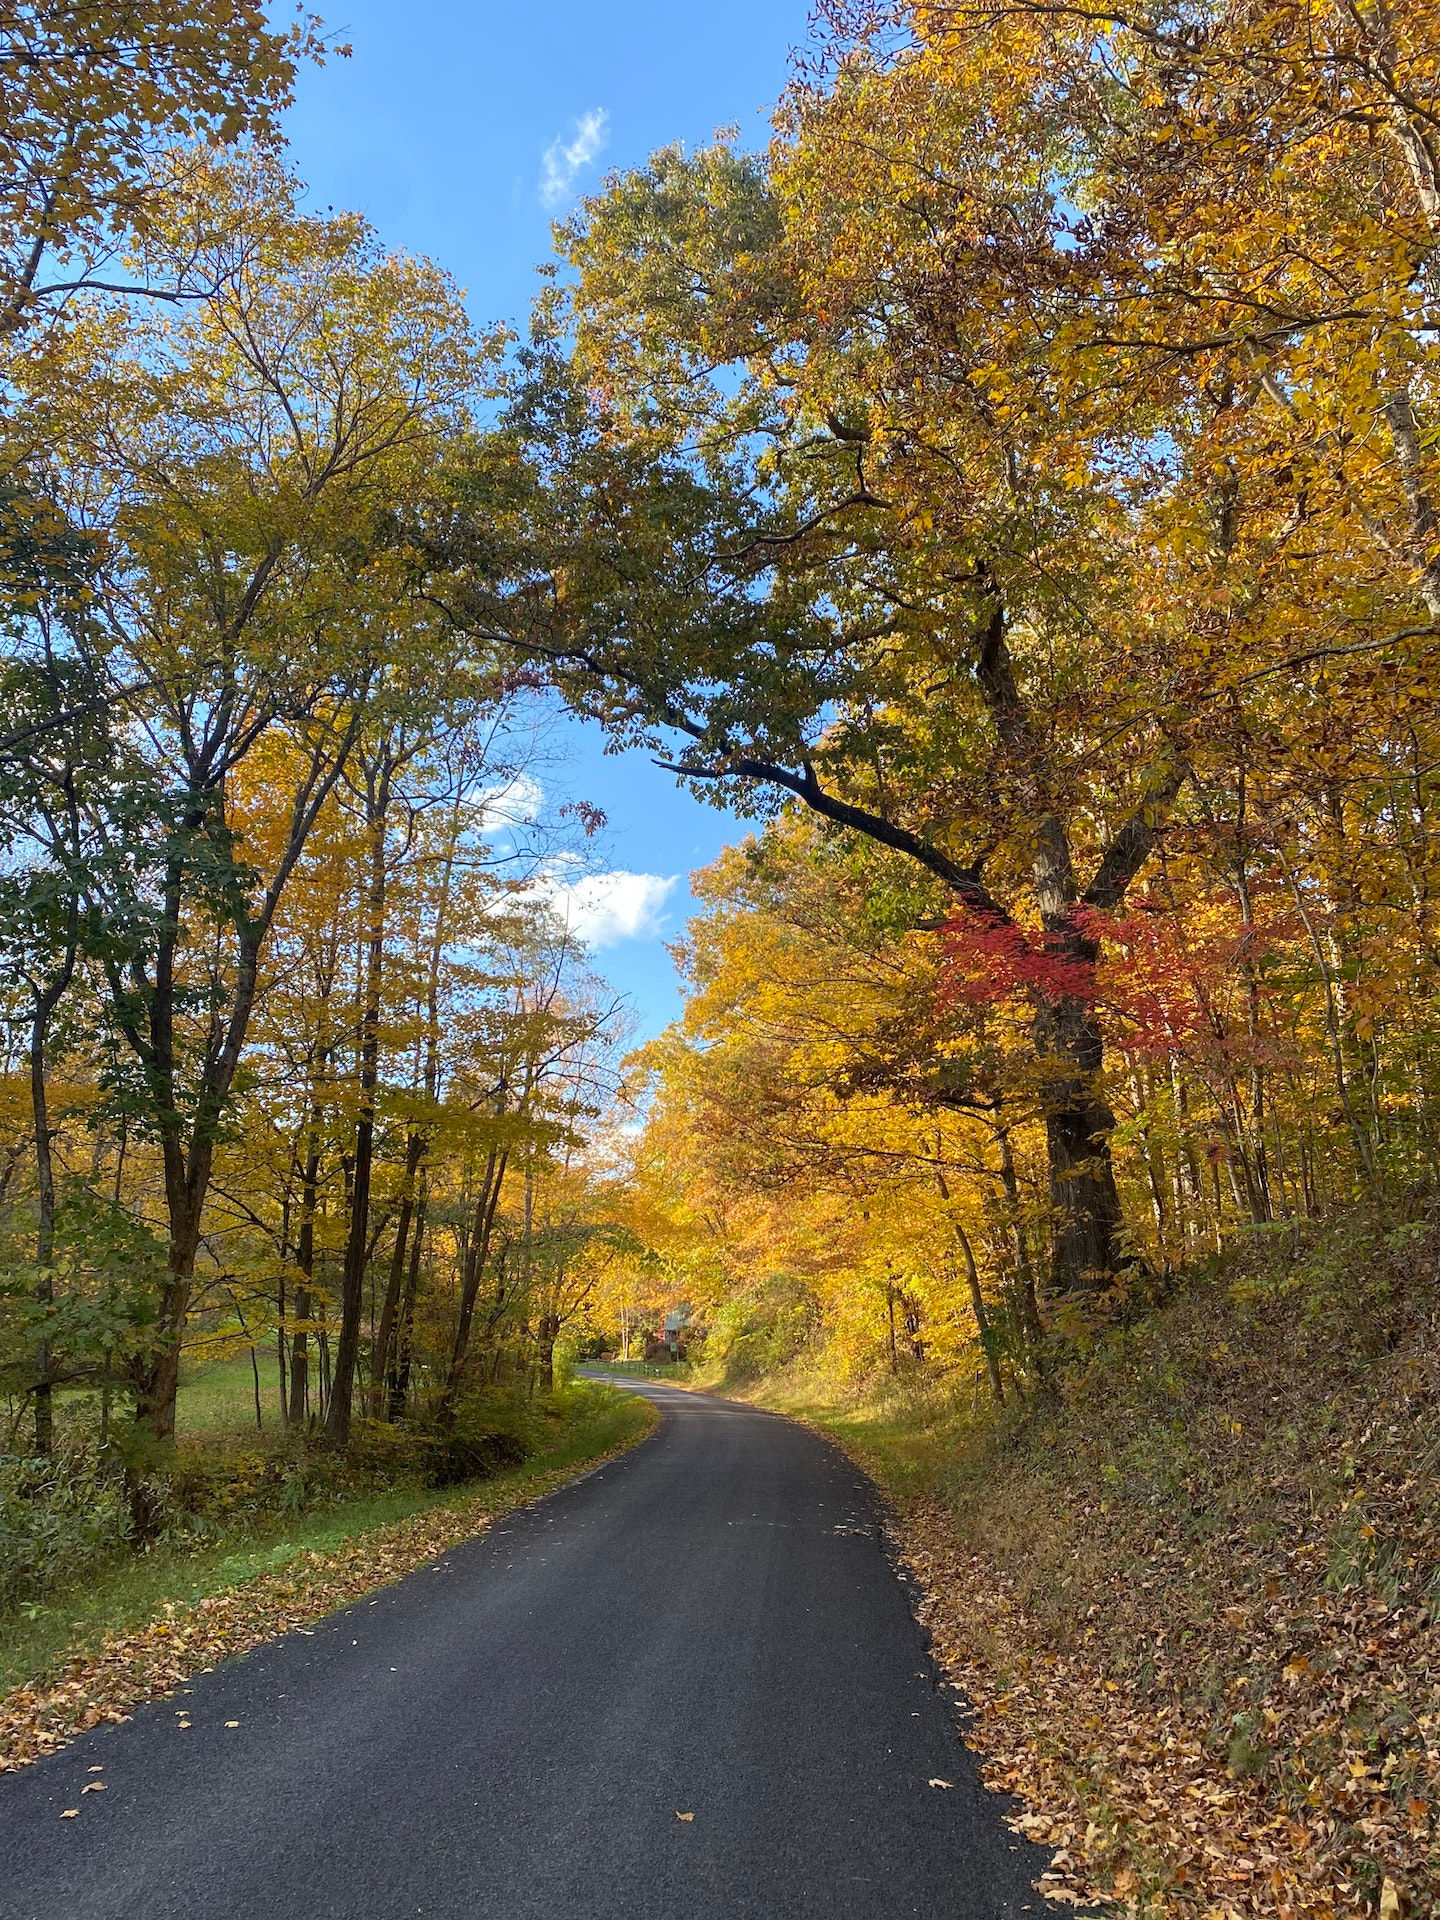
[0, 1381, 1052, 1920]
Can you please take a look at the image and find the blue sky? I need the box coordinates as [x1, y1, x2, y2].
[281, 0, 816, 1038]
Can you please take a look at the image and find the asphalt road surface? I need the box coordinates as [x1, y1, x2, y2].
[0, 1380, 1053, 1920]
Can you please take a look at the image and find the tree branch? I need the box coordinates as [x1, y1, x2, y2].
[665, 750, 1010, 918]
[1082, 764, 1185, 911]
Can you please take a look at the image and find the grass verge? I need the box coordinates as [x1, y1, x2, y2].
[0, 1380, 654, 1772]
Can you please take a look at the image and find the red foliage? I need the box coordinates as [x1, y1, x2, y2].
[938, 908, 1103, 1011]
[937, 893, 1300, 1069]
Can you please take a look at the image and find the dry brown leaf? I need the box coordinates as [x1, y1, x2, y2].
[862, 1460, 1440, 1920]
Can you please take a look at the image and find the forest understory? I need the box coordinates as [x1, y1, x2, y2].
[728, 1212, 1440, 1920]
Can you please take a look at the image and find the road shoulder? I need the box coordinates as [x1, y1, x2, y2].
[0, 1386, 656, 1777]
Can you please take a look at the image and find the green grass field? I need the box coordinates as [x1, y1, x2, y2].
[175, 1351, 282, 1434]
[584, 1357, 695, 1382]
[52, 1349, 283, 1439]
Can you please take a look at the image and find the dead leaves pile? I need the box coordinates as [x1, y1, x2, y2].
[900, 1499, 1437, 1918]
[0, 1420, 651, 1777]
[880, 1271, 1440, 1920]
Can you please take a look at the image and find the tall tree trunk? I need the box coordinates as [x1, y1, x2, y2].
[935, 1158, 1004, 1404]
[389, 1173, 427, 1420]
[317, 1303, 332, 1422]
[1171, 1062, 1203, 1242]
[28, 940, 75, 1457]
[327, 763, 392, 1447]
[1381, 385, 1440, 621]
[976, 614, 1143, 1296]
[132, 1188, 206, 1445]
[534, 1310, 560, 1395]
[994, 1124, 1043, 1348]
[275, 1196, 290, 1427]
[380, 793, 461, 1418]
[123, 935, 244, 1453]
[1231, 794, 1274, 1222]
[371, 1129, 423, 1415]
[1033, 989, 1127, 1294]
[114, 720, 364, 1455]
[1278, 848, 1379, 1191]
[289, 1093, 324, 1426]
[444, 1145, 509, 1409]
[289, 1295, 312, 1426]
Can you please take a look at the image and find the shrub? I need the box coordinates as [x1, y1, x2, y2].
[416, 1387, 540, 1487]
[703, 1275, 819, 1385]
[0, 1449, 131, 1610]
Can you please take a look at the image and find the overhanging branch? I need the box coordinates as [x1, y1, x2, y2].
[1082, 765, 1186, 911]
[665, 749, 1010, 920]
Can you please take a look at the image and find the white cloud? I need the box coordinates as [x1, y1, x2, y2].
[539, 109, 609, 209]
[475, 771, 544, 837]
[530, 867, 678, 948]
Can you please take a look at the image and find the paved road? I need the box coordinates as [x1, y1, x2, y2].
[0, 1381, 1052, 1920]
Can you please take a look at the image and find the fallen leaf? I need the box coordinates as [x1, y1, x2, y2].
[676, 1811, 695, 1822]
[60, 1809, 77, 1819]
[929, 1778, 954, 1789]
[87, 1766, 103, 1774]
[80, 1782, 104, 1794]
[225, 1721, 239, 1728]
[1380, 1877, 1404, 1920]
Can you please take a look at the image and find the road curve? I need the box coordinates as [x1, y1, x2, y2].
[0, 1380, 1052, 1920]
